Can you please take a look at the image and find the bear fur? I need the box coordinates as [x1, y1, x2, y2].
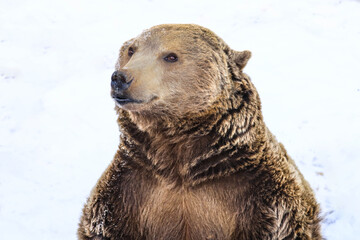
[78, 24, 322, 240]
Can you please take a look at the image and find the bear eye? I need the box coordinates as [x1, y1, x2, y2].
[128, 47, 135, 57]
[163, 53, 178, 63]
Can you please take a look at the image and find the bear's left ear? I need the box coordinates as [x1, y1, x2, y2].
[232, 50, 251, 71]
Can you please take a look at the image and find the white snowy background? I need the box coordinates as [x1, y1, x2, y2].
[1, 0, 359, 239]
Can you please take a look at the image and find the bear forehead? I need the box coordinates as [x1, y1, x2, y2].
[131, 24, 222, 52]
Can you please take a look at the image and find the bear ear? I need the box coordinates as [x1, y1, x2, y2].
[232, 50, 251, 71]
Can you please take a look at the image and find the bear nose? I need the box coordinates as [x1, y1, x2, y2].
[111, 71, 132, 91]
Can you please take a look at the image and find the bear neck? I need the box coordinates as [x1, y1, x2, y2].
[117, 78, 268, 186]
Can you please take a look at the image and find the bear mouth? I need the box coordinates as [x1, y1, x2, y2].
[112, 95, 143, 105]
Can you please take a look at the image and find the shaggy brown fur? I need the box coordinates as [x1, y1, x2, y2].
[78, 24, 322, 240]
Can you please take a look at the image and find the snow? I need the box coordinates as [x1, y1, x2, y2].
[0, 0, 359, 239]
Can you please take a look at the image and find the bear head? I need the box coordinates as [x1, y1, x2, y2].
[111, 24, 252, 122]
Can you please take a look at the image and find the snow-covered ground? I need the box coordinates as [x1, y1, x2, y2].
[1, 0, 359, 239]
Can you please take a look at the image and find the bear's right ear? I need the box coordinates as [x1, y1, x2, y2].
[232, 50, 251, 71]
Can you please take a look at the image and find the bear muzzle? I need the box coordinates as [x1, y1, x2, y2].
[111, 70, 142, 105]
[111, 71, 132, 92]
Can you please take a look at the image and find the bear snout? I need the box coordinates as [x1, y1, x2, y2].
[111, 70, 133, 92]
[111, 71, 141, 106]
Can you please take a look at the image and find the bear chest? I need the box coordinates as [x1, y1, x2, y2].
[138, 179, 238, 240]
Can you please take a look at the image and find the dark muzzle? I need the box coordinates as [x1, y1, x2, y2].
[111, 71, 132, 92]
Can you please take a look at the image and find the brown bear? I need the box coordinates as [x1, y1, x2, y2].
[78, 24, 322, 240]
